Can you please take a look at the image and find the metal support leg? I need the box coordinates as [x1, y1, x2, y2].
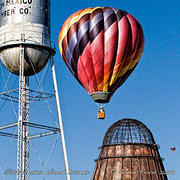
[17, 45, 24, 180]
[50, 56, 70, 180]
[17, 45, 29, 180]
[22, 77, 29, 180]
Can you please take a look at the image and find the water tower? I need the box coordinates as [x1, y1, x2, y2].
[92, 119, 168, 180]
[0, 1, 70, 180]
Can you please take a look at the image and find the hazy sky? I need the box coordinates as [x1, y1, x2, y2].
[0, 0, 179, 180]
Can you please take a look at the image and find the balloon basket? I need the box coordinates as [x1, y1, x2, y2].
[98, 106, 105, 119]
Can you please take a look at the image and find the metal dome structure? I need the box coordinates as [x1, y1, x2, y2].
[92, 118, 168, 180]
[103, 118, 155, 145]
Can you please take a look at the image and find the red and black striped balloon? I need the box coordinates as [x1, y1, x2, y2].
[59, 7, 144, 103]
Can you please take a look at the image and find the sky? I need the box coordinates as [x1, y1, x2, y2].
[0, 0, 180, 180]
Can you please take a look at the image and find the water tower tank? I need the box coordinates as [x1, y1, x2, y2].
[0, 0, 55, 76]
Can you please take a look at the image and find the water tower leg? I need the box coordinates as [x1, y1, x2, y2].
[17, 45, 24, 180]
[50, 56, 71, 180]
[22, 77, 29, 180]
[17, 45, 29, 180]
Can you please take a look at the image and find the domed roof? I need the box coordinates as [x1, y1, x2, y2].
[103, 118, 155, 146]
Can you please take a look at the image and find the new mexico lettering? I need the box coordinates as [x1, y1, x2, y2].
[0, 0, 33, 17]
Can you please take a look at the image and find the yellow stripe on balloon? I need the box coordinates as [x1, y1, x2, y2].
[118, 59, 132, 76]
[103, 72, 113, 92]
[109, 73, 118, 86]
[102, 56, 137, 91]
[118, 50, 138, 76]
[117, 57, 139, 79]
[67, 16, 79, 29]
[109, 64, 121, 86]
[78, 7, 100, 20]
[119, 64, 131, 77]
[59, 20, 70, 55]
[103, 84, 108, 92]
[129, 54, 141, 69]
[109, 54, 137, 87]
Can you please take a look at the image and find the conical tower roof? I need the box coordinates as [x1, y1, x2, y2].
[92, 118, 168, 180]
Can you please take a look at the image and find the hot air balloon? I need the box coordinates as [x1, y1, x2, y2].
[59, 7, 144, 119]
[170, 147, 176, 152]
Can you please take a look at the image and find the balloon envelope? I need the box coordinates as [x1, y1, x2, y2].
[59, 7, 144, 103]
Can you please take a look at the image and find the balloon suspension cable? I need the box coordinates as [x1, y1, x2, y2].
[95, 103, 100, 108]
[95, 102, 106, 108]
